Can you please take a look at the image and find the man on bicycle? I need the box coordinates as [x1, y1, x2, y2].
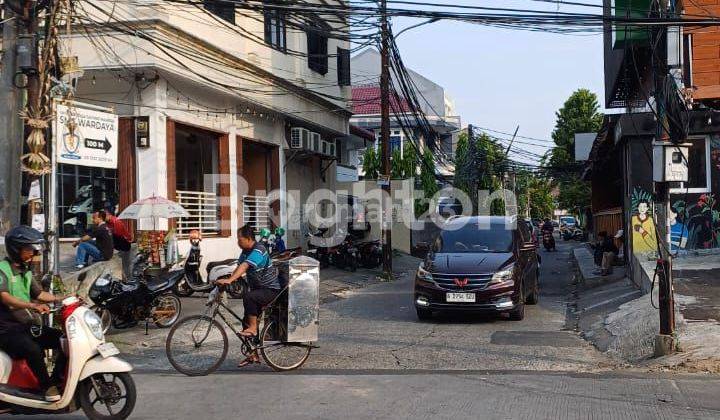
[217, 224, 280, 366]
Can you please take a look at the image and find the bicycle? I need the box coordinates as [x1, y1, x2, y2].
[165, 285, 314, 376]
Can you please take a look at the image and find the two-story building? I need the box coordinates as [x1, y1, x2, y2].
[585, 0, 720, 289]
[56, 0, 355, 254]
[348, 48, 461, 178]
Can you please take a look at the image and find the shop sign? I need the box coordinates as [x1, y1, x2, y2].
[55, 104, 119, 168]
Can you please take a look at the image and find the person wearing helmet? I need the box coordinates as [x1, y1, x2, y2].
[0, 226, 66, 401]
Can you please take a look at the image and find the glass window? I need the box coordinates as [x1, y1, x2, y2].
[671, 137, 711, 193]
[264, 4, 287, 51]
[307, 20, 329, 75]
[389, 136, 401, 153]
[433, 223, 514, 253]
[204, 0, 236, 24]
[57, 165, 118, 238]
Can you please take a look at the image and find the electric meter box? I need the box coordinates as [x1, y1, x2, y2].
[653, 142, 690, 183]
[285, 256, 320, 342]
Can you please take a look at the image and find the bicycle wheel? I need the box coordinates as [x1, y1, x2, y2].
[259, 319, 312, 372]
[165, 315, 228, 376]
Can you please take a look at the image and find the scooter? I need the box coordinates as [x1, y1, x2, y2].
[357, 239, 382, 268]
[0, 296, 136, 419]
[542, 231, 556, 251]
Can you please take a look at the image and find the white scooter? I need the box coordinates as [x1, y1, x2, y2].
[0, 297, 136, 419]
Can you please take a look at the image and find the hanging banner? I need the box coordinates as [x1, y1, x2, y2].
[55, 103, 118, 168]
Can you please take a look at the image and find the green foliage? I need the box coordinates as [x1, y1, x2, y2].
[454, 132, 506, 215]
[390, 149, 404, 178]
[362, 147, 380, 180]
[416, 150, 439, 217]
[547, 88, 603, 215]
[516, 171, 555, 219]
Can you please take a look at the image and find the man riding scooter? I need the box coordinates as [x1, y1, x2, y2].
[0, 226, 66, 401]
[541, 218, 556, 251]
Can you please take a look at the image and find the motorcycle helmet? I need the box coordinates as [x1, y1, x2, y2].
[4, 225, 45, 267]
[274, 227, 285, 238]
[259, 227, 271, 238]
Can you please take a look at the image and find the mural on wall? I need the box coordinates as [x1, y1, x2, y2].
[671, 194, 719, 251]
[631, 187, 657, 257]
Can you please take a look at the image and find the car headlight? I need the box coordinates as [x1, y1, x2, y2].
[417, 263, 433, 282]
[489, 265, 515, 288]
[84, 310, 105, 340]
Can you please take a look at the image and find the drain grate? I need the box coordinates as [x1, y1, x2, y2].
[490, 331, 584, 347]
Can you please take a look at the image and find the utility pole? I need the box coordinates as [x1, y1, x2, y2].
[652, 0, 675, 356]
[0, 6, 24, 249]
[379, 0, 392, 277]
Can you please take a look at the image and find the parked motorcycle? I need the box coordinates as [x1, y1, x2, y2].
[306, 227, 332, 268]
[562, 227, 584, 241]
[0, 296, 136, 419]
[333, 235, 359, 271]
[357, 239, 382, 268]
[89, 263, 183, 332]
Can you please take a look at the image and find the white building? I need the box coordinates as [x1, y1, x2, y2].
[349, 48, 462, 170]
[57, 0, 355, 256]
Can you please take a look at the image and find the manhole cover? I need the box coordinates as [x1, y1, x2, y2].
[490, 331, 584, 347]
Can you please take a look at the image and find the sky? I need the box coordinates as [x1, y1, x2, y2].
[390, 0, 606, 163]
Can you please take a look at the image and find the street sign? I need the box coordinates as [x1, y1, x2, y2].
[55, 103, 118, 168]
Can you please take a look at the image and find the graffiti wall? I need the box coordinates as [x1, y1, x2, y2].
[670, 193, 719, 252]
[630, 187, 657, 257]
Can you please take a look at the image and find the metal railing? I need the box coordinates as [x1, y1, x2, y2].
[176, 190, 219, 236]
[243, 195, 270, 232]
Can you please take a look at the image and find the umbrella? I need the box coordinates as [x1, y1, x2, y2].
[118, 195, 189, 230]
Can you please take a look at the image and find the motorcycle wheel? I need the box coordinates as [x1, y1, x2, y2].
[152, 293, 182, 328]
[174, 276, 195, 298]
[347, 255, 358, 272]
[91, 306, 113, 335]
[78, 372, 136, 420]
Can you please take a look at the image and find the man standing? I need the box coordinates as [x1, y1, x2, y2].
[73, 211, 114, 269]
[0, 226, 66, 401]
[102, 210, 133, 279]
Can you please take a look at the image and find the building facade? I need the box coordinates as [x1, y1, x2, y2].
[58, 0, 354, 256]
[586, 0, 720, 288]
[348, 48, 461, 176]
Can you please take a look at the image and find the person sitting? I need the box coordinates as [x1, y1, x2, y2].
[0, 226, 67, 401]
[594, 231, 619, 276]
[73, 211, 114, 269]
[217, 224, 281, 367]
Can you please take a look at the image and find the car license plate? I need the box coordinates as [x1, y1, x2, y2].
[97, 342, 120, 358]
[446, 292, 476, 303]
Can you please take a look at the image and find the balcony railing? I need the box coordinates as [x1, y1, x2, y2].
[176, 190, 219, 236]
[243, 195, 270, 232]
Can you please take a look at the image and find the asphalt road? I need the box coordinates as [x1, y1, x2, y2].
[13, 240, 720, 419]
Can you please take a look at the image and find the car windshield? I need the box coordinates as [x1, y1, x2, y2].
[434, 224, 514, 253]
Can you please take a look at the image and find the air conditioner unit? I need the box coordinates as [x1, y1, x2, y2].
[311, 132, 321, 153]
[321, 140, 329, 155]
[290, 127, 305, 149]
[328, 141, 336, 157]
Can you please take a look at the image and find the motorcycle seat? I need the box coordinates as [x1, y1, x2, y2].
[147, 270, 183, 291]
[206, 259, 238, 274]
[0, 383, 46, 401]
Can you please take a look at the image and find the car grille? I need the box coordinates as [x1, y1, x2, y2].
[431, 273, 493, 291]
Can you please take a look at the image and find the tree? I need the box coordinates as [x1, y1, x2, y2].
[454, 131, 506, 215]
[515, 171, 555, 219]
[546, 89, 603, 215]
[416, 150, 438, 216]
[361, 147, 380, 180]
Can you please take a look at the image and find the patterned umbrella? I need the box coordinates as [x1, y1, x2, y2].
[118, 195, 190, 220]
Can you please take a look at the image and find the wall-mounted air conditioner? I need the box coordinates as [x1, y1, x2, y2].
[311, 132, 321, 153]
[328, 141, 336, 157]
[290, 127, 307, 149]
[321, 140, 329, 155]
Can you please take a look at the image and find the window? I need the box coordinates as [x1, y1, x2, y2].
[264, 4, 287, 51]
[307, 20, 329, 75]
[337, 47, 351, 86]
[683, 33, 693, 88]
[670, 137, 711, 193]
[204, 0, 236, 24]
[389, 136, 402, 153]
